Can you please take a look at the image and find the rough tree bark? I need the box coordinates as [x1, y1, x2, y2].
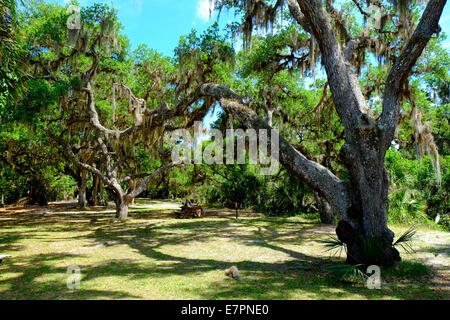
[213, 90, 397, 264]
[114, 191, 129, 221]
[314, 192, 336, 225]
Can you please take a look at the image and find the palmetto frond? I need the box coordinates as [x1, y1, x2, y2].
[393, 226, 416, 254]
[326, 264, 368, 281]
[318, 236, 347, 257]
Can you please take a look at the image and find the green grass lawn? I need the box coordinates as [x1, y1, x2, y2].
[0, 201, 448, 300]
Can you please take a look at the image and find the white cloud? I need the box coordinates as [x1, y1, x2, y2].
[197, 0, 214, 22]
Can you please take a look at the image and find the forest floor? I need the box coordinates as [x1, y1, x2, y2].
[0, 200, 448, 300]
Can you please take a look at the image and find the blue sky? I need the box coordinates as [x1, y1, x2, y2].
[49, 0, 237, 56]
[46, 0, 450, 56]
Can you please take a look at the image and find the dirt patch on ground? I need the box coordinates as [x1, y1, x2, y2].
[0, 201, 109, 216]
[198, 208, 265, 218]
[413, 230, 450, 292]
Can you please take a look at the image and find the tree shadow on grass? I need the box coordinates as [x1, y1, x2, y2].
[86, 218, 447, 300]
[0, 233, 26, 252]
[416, 243, 450, 257]
[0, 252, 141, 300]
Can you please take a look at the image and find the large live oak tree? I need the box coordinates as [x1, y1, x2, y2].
[16, 3, 185, 220]
[19, 3, 233, 220]
[189, 0, 447, 266]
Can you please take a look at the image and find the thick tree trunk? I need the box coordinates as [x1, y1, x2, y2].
[314, 192, 335, 225]
[114, 193, 129, 221]
[283, 0, 445, 267]
[338, 137, 400, 267]
[116, 202, 129, 220]
[78, 169, 88, 208]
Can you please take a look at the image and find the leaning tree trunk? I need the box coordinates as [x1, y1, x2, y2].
[314, 192, 336, 225]
[78, 169, 88, 208]
[338, 135, 400, 267]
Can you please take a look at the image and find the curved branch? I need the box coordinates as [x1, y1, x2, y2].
[126, 161, 181, 200]
[42, 127, 112, 187]
[82, 84, 128, 137]
[351, 0, 369, 17]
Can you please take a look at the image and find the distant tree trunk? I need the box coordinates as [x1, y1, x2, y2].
[92, 175, 99, 206]
[314, 192, 335, 225]
[29, 180, 48, 206]
[114, 192, 129, 220]
[0, 171, 3, 206]
[78, 169, 88, 208]
[129, 179, 137, 206]
[42, 53, 180, 222]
